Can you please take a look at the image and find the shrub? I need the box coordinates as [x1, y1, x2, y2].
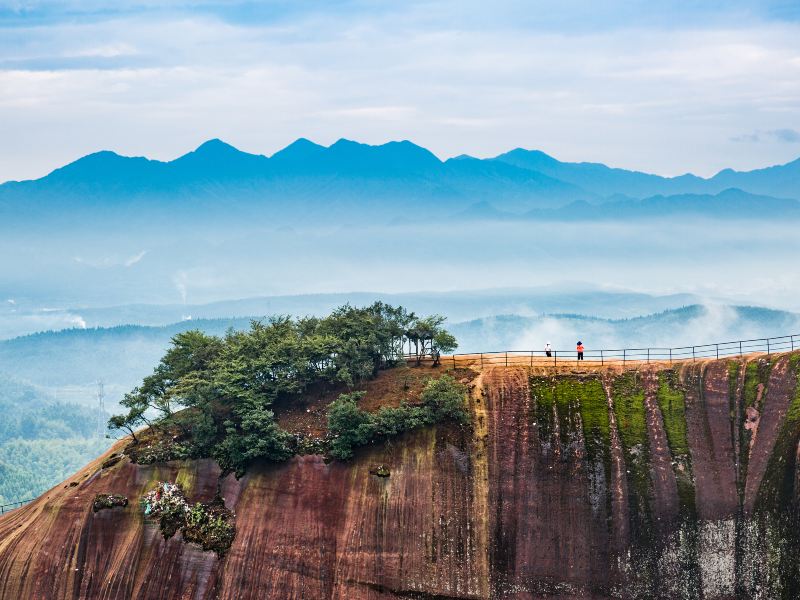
[140, 481, 189, 539]
[211, 401, 293, 477]
[182, 497, 236, 557]
[327, 392, 376, 460]
[140, 481, 236, 557]
[92, 493, 128, 512]
[326, 376, 469, 461]
[420, 375, 469, 424]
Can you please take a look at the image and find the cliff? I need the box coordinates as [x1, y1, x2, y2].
[2, 354, 800, 599]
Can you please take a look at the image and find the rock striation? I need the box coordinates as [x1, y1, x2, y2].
[2, 354, 800, 599]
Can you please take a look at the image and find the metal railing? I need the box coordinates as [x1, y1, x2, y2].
[0, 498, 34, 516]
[407, 333, 799, 368]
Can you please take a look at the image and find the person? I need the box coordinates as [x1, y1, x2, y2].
[544, 342, 552, 358]
[577, 340, 584, 361]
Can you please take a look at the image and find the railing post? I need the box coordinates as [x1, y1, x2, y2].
[480, 353, 484, 368]
[692, 347, 696, 362]
[600, 349, 604, 366]
[767, 339, 770, 356]
[716, 344, 719, 359]
[740, 341, 743, 356]
[530, 351, 533, 367]
[554, 350, 557, 367]
[669, 348, 672, 365]
[792, 335, 795, 352]
[453, 355, 456, 368]
[647, 348, 650, 364]
[505, 351, 508, 367]
[623, 349, 626, 365]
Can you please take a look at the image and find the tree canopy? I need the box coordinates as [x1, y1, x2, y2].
[109, 303, 460, 475]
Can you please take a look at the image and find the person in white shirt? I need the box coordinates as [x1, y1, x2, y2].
[545, 342, 552, 358]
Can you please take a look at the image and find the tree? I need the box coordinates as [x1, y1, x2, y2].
[108, 303, 460, 474]
[124, 330, 223, 420]
[327, 392, 376, 459]
[212, 398, 293, 477]
[108, 406, 145, 443]
[420, 375, 468, 423]
[406, 315, 458, 366]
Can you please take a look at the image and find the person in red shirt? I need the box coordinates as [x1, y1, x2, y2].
[577, 341, 584, 361]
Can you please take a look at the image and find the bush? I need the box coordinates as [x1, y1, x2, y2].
[420, 375, 469, 424]
[140, 481, 236, 557]
[373, 403, 430, 436]
[326, 376, 469, 460]
[182, 497, 236, 557]
[92, 493, 128, 512]
[211, 401, 293, 477]
[327, 392, 376, 460]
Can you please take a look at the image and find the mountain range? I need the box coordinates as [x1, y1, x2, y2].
[2, 138, 799, 224]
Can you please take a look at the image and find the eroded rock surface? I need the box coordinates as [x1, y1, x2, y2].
[2, 354, 800, 599]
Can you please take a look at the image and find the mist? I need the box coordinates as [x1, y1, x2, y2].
[2, 217, 798, 322]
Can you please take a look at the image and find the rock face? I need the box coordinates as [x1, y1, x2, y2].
[2, 354, 800, 599]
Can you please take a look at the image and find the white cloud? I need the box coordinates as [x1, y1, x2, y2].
[0, 5, 799, 180]
[73, 250, 147, 268]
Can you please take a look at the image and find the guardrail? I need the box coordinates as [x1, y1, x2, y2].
[408, 333, 799, 368]
[0, 498, 34, 516]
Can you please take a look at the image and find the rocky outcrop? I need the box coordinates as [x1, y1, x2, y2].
[1, 354, 800, 599]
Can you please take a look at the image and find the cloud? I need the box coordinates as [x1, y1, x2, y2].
[771, 128, 800, 142]
[732, 128, 800, 143]
[123, 250, 147, 267]
[0, 2, 799, 180]
[73, 250, 148, 268]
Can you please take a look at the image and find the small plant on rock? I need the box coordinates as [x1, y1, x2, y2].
[140, 481, 236, 557]
[92, 494, 128, 512]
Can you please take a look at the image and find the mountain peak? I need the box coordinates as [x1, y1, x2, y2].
[170, 138, 267, 174]
[43, 150, 153, 183]
[270, 138, 326, 164]
[188, 138, 246, 157]
[325, 138, 441, 171]
[495, 147, 560, 165]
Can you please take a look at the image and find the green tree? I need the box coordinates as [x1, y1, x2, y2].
[406, 315, 458, 366]
[420, 375, 468, 423]
[327, 392, 376, 459]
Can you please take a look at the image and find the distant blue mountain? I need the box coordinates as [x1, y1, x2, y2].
[452, 188, 800, 221]
[1, 138, 798, 224]
[493, 148, 800, 200]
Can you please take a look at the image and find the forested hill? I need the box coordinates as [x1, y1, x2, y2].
[0, 376, 109, 504]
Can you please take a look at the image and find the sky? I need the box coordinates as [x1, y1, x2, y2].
[1, 0, 800, 182]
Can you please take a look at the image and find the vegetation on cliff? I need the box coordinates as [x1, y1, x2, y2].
[110, 303, 463, 475]
[327, 375, 469, 459]
[141, 481, 236, 557]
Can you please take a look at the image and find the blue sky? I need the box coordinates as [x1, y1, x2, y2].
[1, 0, 799, 181]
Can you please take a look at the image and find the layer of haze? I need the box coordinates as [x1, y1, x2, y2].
[2, 217, 799, 339]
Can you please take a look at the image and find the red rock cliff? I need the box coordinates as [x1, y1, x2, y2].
[2, 354, 800, 599]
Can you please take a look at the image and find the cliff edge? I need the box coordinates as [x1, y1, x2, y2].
[2, 354, 800, 599]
